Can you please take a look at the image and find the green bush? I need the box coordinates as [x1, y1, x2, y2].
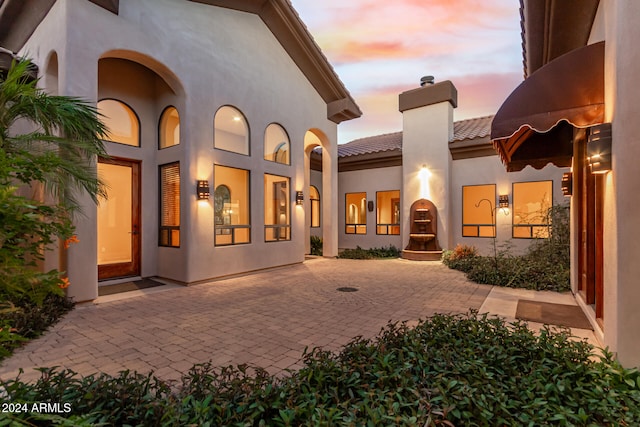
[445, 205, 571, 291]
[0, 294, 74, 361]
[339, 245, 401, 259]
[2, 312, 639, 426]
[310, 235, 323, 256]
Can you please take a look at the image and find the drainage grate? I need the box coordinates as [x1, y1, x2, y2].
[336, 287, 358, 292]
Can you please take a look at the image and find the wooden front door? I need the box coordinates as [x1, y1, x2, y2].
[575, 130, 604, 326]
[97, 158, 141, 280]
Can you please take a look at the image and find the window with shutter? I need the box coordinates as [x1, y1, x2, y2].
[159, 162, 180, 247]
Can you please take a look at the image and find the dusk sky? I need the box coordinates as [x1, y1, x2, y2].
[289, 0, 524, 144]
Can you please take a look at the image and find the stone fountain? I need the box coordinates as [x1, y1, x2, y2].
[401, 199, 443, 261]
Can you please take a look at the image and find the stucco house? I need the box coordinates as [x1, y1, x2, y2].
[490, 0, 640, 366]
[2, 0, 639, 368]
[311, 80, 568, 259]
[0, 0, 361, 302]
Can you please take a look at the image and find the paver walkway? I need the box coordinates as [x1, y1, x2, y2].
[1, 258, 491, 383]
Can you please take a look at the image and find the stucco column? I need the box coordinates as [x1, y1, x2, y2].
[58, 53, 100, 302]
[322, 139, 339, 257]
[399, 81, 457, 251]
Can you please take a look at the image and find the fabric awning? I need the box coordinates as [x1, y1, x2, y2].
[491, 41, 605, 171]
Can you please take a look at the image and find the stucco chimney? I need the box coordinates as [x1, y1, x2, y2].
[399, 80, 458, 250]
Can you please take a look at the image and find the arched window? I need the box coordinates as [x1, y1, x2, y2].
[214, 106, 249, 155]
[159, 106, 180, 149]
[264, 123, 290, 164]
[97, 99, 140, 147]
[310, 185, 320, 228]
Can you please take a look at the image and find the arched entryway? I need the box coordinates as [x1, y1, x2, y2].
[304, 129, 338, 257]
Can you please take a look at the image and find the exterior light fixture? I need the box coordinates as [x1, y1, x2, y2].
[295, 191, 304, 205]
[498, 194, 509, 209]
[197, 180, 210, 200]
[587, 123, 612, 174]
[562, 172, 573, 196]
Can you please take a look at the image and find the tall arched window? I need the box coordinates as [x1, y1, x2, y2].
[97, 99, 140, 147]
[214, 106, 249, 155]
[159, 106, 180, 149]
[310, 185, 320, 228]
[264, 123, 290, 164]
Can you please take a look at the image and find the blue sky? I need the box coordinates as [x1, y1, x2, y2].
[290, 0, 523, 144]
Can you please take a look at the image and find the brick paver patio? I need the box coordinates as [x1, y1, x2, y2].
[0, 258, 491, 383]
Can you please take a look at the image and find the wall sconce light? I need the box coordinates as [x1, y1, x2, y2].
[367, 201, 374, 212]
[295, 191, 304, 205]
[498, 194, 509, 209]
[587, 123, 612, 174]
[562, 172, 573, 196]
[196, 180, 210, 200]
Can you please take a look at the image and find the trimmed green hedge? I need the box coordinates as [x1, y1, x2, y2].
[2, 312, 639, 426]
[338, 245, 400, 259]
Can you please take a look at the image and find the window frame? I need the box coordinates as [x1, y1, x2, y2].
[345, 192, 367, 235]
[310, 185, 321, 228]
[158, 162, 180, 248]
[97, 98, 141, 147]
[263, 122, 291, 165]
[461, 184, 497, 238]
[214, 164, 251, 246]
[158, 105, 180, 149]
[511, 180, 553, 239]
[375, 190, 400, 235]
[264, 173, 291, 242]
[213, 105, 250, 156]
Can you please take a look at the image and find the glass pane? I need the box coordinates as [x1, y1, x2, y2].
[264, 123, 290, 164]
[97, 162, 132, 264]
[463, 226, 479, 237]
[513, 181, 552, 225]
[214, 106, 249, 155]
[310, 186, 320, 227]
[97, 100, 139, 146]
[264, 174, 290, 242]
[479, 226, 496, 237]
[214, 165, 250, 245]
[159, 107, 180, 148]
[376, 190, 400, 234]
[345, 192, 366, 225]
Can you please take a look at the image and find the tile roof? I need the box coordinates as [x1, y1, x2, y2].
[451, 115, 493, 142]
[337, 115, 494, 157]
[337, 131, 402, 157]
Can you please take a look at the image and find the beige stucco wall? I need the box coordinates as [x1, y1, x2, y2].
[451, 157, 568, 255]
[600, 0, 640, 367]
[22, 0, 339, 300]
[338, 166, 403, 250]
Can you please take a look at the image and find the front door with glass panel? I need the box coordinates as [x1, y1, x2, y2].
[97, 158, 141, 280]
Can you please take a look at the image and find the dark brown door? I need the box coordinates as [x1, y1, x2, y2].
[97, 158, 141, 280]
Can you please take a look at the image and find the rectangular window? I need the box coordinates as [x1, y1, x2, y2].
[513, 181, 553, 238]
[345, 192, 367, 234]
[264, 174, 291, 242]
[159, 162, 180, 247]
[376, 190, 400, 235]
[462, 184, 496, 237]
[214, 165, 250, 245]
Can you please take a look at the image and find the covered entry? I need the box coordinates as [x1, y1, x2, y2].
[491, 41, 607, 326]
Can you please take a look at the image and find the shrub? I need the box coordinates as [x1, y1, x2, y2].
[2, 312, 639, 426]
[0, 294, 74, 361]
[445, 205, 571, 291]
[338, 245, 400, 259]
[442, 244, 478, 273]
[310, 235, 323, 256]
